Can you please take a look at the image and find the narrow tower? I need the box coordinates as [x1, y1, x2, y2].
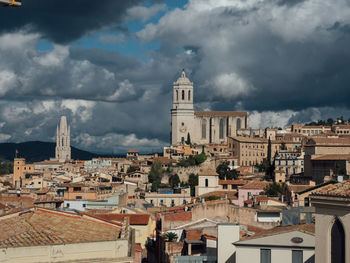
[171, 70, 195, 145]
[55, 116, 71, 162]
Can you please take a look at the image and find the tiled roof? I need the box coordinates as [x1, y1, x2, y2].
[127, 149, 138, 153]
[194, 111, 247, 117]
[0, 208, 121, 248]
[240, 224, 315, 241]
[200, 191, 238, 199]
[312, 180, 350, 197]
[163, 211, 192, 222]
[186, 229, 203, 241]
[92, 213, 150, 225]
[198, 168, 219, 177]
[312, 154, 350, 161]
[229, 136, 267, 143]
[219, 179, 248, 185]
[239, 181, 270, 190]
[306, 137, 350, 146]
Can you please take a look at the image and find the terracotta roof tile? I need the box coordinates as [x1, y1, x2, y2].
[92, 213, 150, 225]
[241, 224, 315, 240]
[239, 181, 270, 190]
[186, 229, 203, 241]
[163, 211, 192, 221]
[219, 179, 248, 185]
[0, 208, 121, 248]
[200, 191, 238, 199]
[312, 180, 350, 197]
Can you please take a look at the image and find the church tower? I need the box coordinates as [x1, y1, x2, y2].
[55, 116, 71, 162]
[171, 70, 195, 145]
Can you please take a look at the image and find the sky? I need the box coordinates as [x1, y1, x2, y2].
[1, 0, 350, 154]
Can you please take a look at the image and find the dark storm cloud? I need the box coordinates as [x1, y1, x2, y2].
[0, 0, 143, 43]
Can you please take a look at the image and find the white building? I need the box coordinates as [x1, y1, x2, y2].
[171, 70, 248, 145]
[55, 116, 71, 162]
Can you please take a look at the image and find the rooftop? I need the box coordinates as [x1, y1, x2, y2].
[195, 111, 247, 117]
[0, 208, 122, 248]
[240, 223, 315, 241]
[91, 213, 151, 225]
[312, 180, 350, 198]
[239, 181, 270, 190]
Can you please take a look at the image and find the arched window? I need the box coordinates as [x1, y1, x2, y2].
[202, 120, 207, 139]
[205, 178, 208, 187]
[237, 118, 241, 130]
[176, 90, 178, 101]
[331, 218, 345, 263]
[188, 90, 191, 101]
[219, 119, 224, 139]
[182, 90, 185, 100]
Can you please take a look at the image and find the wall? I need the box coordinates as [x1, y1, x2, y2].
[0, 240, 132, 263]
[236, 246, 314, 263]
[217, 224, 239, 263]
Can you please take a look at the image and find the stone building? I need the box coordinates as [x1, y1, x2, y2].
[311, 180, 350, 263]
[55, 115, 71, 162]
[12, 158, 35, 189]
[171, 70, 248, 145]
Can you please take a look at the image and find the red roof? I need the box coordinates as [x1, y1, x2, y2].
[92, 213, 150, 225]
[239, 181, 270, 190]
[186, 229, 203, 241]
[163, 211, 192, 222]
[0, 203, 8, 210]
[219, 179, 248, 185]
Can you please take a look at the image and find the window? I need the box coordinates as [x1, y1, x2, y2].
[237, 118, 241, 130]
[331, 218, 345, 263]
[176, 90, 178, 101]
[205, 178, 209, 187]
[160, 199, 164, 206]
[188, 90, 191, 100]
[260, 249, 271, 263]
[182, 90, 185, 100]
[76, 196, 82, 200]
[292, 250, 303, 263]
[66, 203, 70, 208]
[183, 200, 187, 204]
[150, 199, 153, 205]
[171, 200, 175, 207]
[219, 119, 224, 139]
[82, 204, 86, 208]
[223, 184, 228, 189]
[202, 120, 207, 139]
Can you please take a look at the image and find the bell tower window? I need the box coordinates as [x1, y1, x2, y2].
[188, 90, 191, 100]
[176, 90, 178, 101]
[182, 90, 185, 100]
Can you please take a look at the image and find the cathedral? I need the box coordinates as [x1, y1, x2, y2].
[171, 70, 248, 145]
[55, 115, 71, 162]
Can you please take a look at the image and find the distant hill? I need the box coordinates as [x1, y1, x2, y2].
[0, 141, 119, 163]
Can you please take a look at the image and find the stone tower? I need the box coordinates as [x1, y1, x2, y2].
[55, 116, 71, 162]
[171, 70, 195, 145]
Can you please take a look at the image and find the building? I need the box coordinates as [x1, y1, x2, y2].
[196, 169, 219, 197]
[234, 224, 315, 263]
[304, 137, 350, 183]
[145, 188, 191, 207]
[12, 158, 35, 189]
[55, 115, 71, 162]
[0, 207, 135, 262]
[311, 180, 350, 263]
[171, 70, 248, 145]
[237, 181, 270, 207]
[291, 123, 331, 135]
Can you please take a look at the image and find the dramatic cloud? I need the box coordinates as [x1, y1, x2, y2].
[0, 0, 144, 43]
[1, 0, 350, 153]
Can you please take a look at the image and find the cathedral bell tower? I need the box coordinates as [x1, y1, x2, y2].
[55, 116, 71, 162]
[171, 70, 195, 145]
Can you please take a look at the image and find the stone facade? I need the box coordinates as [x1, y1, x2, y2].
[55, 116, 71, 162]
[171, 71, 248, 145]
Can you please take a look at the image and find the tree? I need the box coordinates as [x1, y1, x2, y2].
[169, 174, 180, 188]
[177, 153, 207, 167]
[193, 153, 206, 165]
[188, 173, 198, 196]
[216, 161, 238, 180]
[265, 138, 275, 180]
[163, 232, 178, 242]
[149, 160, 163, 192]
[327, 118, 334, 126]
[263, 182, 286, 197]
[127, 166, 138, 173]
[186, 132, 191, 145]
[0, 162, 13, 175]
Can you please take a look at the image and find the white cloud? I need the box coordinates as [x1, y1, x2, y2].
[211, 72, 254, 98]
[126, 4, 166, 22]
[249, 110, 297, 129]
[33, 45, 69, 67]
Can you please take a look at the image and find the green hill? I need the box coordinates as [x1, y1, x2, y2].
[0, 141, 106, 162]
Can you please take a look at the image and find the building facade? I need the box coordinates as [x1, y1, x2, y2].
[55, 115, 71, 162]
[171, 70, 248, 145]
